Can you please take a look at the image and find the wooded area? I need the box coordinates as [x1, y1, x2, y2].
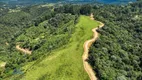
[89, 1, 142, 80]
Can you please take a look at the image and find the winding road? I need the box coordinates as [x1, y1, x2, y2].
[82, 14, 104, 80]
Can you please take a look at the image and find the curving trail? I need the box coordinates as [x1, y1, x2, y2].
[82, 14, 104, 80]
[16, 45, 32, 55]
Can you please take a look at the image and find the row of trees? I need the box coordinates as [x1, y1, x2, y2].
[54, 4, 92, 15]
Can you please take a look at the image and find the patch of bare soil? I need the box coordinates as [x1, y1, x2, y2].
[16, 45, 32, 55]
[82, 13, 104, 80]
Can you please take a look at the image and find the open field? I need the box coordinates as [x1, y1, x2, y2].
[20, 15, 100, 80]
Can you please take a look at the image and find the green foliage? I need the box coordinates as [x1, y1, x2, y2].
[0, 11, 31, 26]
[1, 10, 78, 78]
[89, 1, 142, 80]
[0, 5, 73, 78]
[54, 4, 92, 15]
[0, 1, 142, 80]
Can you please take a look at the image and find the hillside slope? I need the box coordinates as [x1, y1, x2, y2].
[15, 15, 100, 80]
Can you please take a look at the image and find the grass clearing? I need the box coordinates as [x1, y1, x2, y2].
[20, 15, 100, 80]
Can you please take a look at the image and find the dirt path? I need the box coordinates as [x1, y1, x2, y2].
[0, 62, 6, 68]
[82, 14, 104, 80]
[16, 45, 32, 55]
[5, 42, 9, 46]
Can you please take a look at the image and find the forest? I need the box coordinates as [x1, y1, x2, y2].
[89, 1, 142, 80]
[0, 0, 141, 80]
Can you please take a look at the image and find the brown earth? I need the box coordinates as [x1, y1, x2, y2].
[0, 62, 6, 68]
[16, 45, 32, 55]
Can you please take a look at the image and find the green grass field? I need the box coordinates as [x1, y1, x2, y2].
[20, 15, 100, 80]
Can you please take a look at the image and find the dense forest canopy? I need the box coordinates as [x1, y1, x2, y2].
[88, 1, 142, 80]
[0, 0, 141, 80]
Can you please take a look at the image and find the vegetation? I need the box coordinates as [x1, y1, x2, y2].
[0, 5, 77, 78]
[88, 1, 142, 80]
[0, 1, 141, 80]
[18, 15, 99, 80]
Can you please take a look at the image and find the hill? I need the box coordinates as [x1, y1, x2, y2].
[0, 1, 141, 80]
[6, 15, 100, 80]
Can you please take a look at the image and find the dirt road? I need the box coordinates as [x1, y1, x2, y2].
[82, 14, 104, 80]
[16, 45, 32, 55]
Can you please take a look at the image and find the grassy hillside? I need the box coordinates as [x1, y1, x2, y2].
[17, 15, 100, 80]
